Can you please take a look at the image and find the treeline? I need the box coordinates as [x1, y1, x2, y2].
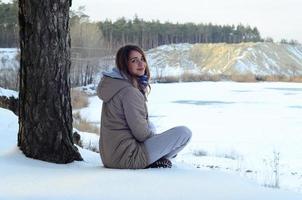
[1, 1, 301, 50]
[1, 1, 262, 50]
[1, 2, 301, 88]
[0, 0, 18, 47]
[69, 7, 109, 87]
[99, 16, 262, 51]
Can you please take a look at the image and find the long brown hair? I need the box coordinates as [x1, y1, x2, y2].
[115, 44, 151, 94]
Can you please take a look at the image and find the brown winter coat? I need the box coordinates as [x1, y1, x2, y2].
[97, 74, 152, 169]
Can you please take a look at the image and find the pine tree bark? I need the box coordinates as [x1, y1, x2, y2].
[18, 0, 83, 163]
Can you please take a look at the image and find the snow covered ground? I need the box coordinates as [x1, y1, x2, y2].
[1, 81, 302, 199]
[0, 87, 18, 98]
[79, 81, 302, 193]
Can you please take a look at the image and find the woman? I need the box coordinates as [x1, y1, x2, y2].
[97, 44, 191, 169]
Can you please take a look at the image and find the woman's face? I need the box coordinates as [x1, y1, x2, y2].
[127, 50, 146, 76]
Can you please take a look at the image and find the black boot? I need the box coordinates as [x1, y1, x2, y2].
[146, 158, 172, 168]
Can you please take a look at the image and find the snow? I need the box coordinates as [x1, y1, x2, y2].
[78, 81, 302, 192]
[75, 129, 100, 152]
[1, 82, 302, 199]
[146, 43, 200, 80]
[78, 95, 101, 125]
[0, 108, 18, 151]
[287, 46, 302, 61]
[148, 82, 302, 193]
[155, 43, 192, 51]
[0, 87, 18, 98]
[0, 48, 19, 70]
[78, 84, 98, 96]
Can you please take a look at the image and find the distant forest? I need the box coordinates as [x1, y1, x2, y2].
[99, 17, 262, 50]
[0, 1, 299, 51]
[0, 0, 18, 47]
[0, 1, 301, 88]
[1, 1, 261, 49]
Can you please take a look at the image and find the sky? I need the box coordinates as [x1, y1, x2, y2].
[71, 0, 302, 43]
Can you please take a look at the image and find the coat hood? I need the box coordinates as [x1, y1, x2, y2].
[97, 68, 132, 102]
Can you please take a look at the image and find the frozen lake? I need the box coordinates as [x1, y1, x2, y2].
[148, 81, 302, 192]
[148, 82, 302, 156]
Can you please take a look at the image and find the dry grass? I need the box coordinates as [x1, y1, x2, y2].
[181, 72, 204, 82]
[230, 74, 257, 82]
[71, 89, 89, 109]
[71, 89, 99, 134]
[181, 72, 224, 82]
[73, 112, 99, 134]
[156, 73, 302, 83]
[263, 75, 289, 82]
[224, 74, 302, 82]
[156, 75, 179, 83]
[290, 76, 302, 82]
[157, 73, 223, 83]
[253, 75, 302, 82]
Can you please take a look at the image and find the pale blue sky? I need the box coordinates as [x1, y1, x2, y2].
[72, 0, 302, 43]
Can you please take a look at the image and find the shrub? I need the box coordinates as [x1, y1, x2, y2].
[71, 89, 88, 109]
[230, 74, 257, 82]
[154, 73, 302, 83]
[262, 151, 280, 189]
[157, 75, 180, 83]
[193, 149, 208, 157]
[290, 76, 302, 82]
[73, 111, 99, 134]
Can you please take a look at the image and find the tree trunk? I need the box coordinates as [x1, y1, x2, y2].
[18, 0, 83, 163]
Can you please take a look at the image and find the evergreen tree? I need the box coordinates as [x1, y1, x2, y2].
[0, 0, 18, 47]
[18, 0, 83, 163]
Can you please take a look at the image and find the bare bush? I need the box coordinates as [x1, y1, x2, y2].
[70, 10, 110, 87]
[230, 74, 257, 82]
[193, 149, 208, 157]
[73, 111, 99, 134]
[71, 89, 89, 109]
[0, 50, 20, 90]
[181, 72, 203, 82]
[0, 69, 19, 89]
[262, 151, 281, 189]
[289, 76, 302, 82]
[158, 75, 180, 83]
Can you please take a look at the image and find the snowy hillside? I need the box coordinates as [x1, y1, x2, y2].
[147, 43, 302, 80]
[1, 43, 302, 85]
